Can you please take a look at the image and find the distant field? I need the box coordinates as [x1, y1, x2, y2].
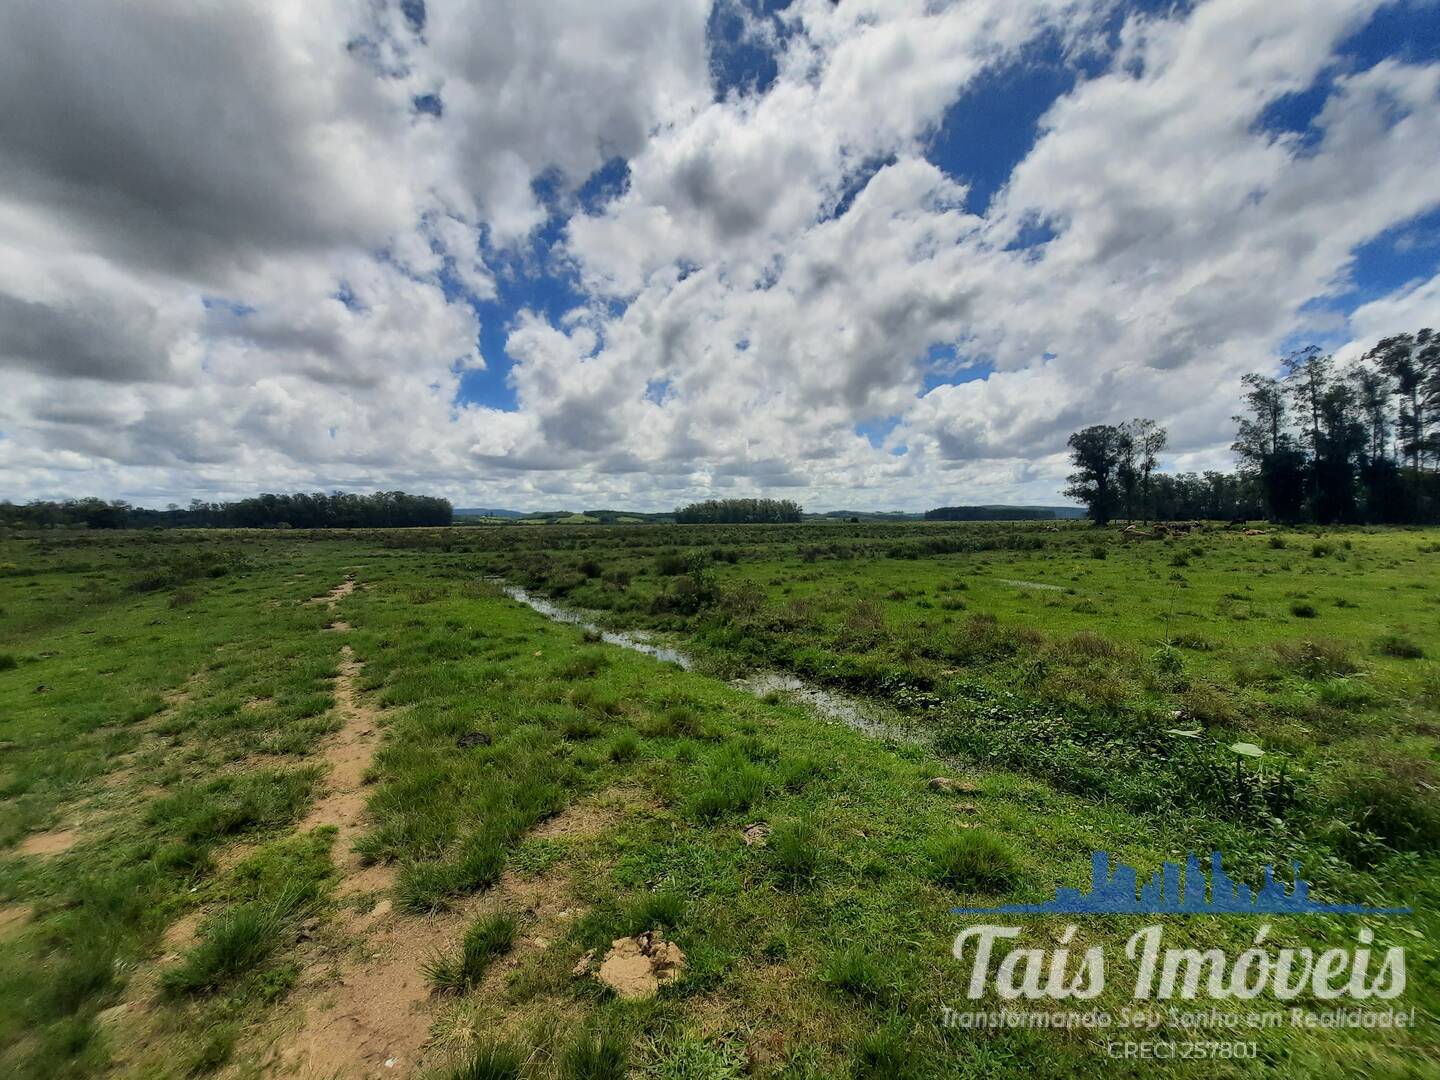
[0, 523, 1436, 1078]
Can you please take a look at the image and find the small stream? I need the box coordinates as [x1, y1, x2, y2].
[496, 581, 924, 746]
[496, 582, 694, 669]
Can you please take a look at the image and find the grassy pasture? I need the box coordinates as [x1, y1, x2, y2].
[0, 523, 1436, 1078]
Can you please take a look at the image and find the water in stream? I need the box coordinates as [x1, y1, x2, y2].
[496, 581, 923, 746]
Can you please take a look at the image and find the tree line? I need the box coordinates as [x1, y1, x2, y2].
[1065, 328, 1439, 525]
[0, 491, 453, 530]
[674, 498, 804, 524]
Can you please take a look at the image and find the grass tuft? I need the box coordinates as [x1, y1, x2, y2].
[425, 911, 517, 993]
[560, 1031, 628, 1080]
[162, 888, 306, 996]
[444, 1041, 524, 1080]
[926, 830, 1019, 892]
[769, 816, 821, 886]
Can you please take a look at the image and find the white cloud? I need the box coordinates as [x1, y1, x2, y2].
[1, 0, 1438, 510]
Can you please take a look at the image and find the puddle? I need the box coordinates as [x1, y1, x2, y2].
[497, 583, 694, 669]
[497, 582, 926, 748]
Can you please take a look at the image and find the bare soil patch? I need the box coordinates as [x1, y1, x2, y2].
[0, 904, 32, 938]
[262, 899, 472, 1079]
[296, 646, 380, 873]
[17, 828, 79, 857]
[309, 576, 357, 609]
[530, 784, 656, 841]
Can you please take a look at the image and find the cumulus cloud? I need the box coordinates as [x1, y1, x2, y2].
[1, 0, 1437, 510]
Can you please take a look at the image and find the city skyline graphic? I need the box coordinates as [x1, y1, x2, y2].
[952, 852, 1412, 916]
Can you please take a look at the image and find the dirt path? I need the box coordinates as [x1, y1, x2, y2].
[295, 644, 379, 876]
[252, 585, 457, 1079]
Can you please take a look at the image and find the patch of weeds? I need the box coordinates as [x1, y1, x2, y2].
[396, 859, 465, 914]
[927, 830, 1020, 892]
[558, 649, 609, 679]
[776, 752, 827, 792]
[1270, 639, 1357, 679]
[571, 684, 624, 716]
[229, 829, 335, 906]
[510, 837, 566, 875]
[646, 705, 706, 739]
[1332, 761, 1440, 857]
[621, 887, 687, 935]
[641, 1035, 747, 1080]
[1170, 632, 1215, 651]
[1052, 630, 1124, 661]
[562, 713, 606, 741]
[148, 767, 320, 843]
[426, 911, 517, 993]
[182, 1022, 237, 1076]
[1178, 682, 1236, 727]
[1289, 601, 1318, 619]
[1375, 634, 1424, 660]
[1316, 678, 1378, 711]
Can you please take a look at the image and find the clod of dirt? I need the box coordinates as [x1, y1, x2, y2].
[456, 732, 492, 749]
[572, 949, 596, 977]
[927, 776, 980, 795]
[594, 930, 685, 1000]
[742, 822, 771, 847]
[956, 802, 978, 814]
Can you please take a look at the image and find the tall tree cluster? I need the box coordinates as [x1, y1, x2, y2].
[1064, 328, 1439, 525]
[674, 498, 804, 524]
[1232, 331, 1438, 523]
[0, 491, 453, 530]
[1065, 418, 1168, 525]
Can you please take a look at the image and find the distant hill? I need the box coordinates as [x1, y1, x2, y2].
[454, 507, 526, 518]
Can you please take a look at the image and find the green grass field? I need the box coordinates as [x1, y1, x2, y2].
[1, 523, 1436, 1078]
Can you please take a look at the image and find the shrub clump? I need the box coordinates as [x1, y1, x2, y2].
[1375, 634, 1424, 660]
[1270, 639, 1356, 680]
[1332, 761, 1440, 856]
